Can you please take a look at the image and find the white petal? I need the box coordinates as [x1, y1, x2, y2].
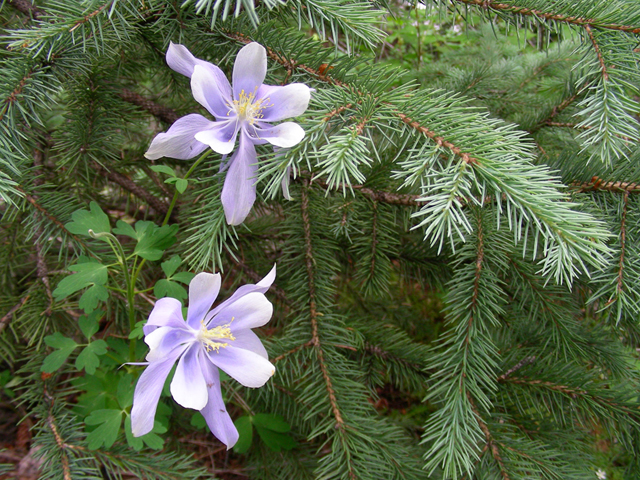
[208, 292, 273, 331]
[131, 345, 186, 437]
[233, 43, 267, 100]
[166, 43, 233, 103]
[253, 122, 305, 148]
[207, 346, 275, 388]
[170, 346, 208, 410]
[260, 84, 311, 122]
[143, 297, 186, 336]
[232, 329, 269, 359]
[191, 65, 234, 120]
[186, 273, 221, 329]
[199, 361, 239, 448]
[194, 121, 239, 155]
[145, 326, 195, 362]
[145, 114, 213, 160]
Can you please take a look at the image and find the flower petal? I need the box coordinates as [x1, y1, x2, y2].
[194, 120, 239, 155]
[232, 329, 269, 359]
[221, 132, 258, 225]
[170, 346, 208, 410]
[145, 326, 195, 362]
[199, 361, 239, 448]
[207, 264, 276, 319]
[252, 122, 305, 148]
[143, 297, 186, 336]
[166, 43, 233, 99]
[131, 344, 187, 437]
[145, 114, 213, 160]
[186, 273, 221, 330]
[191, 65, 234, 120]
[232, 43, 267, 100]
[259, 83, 311, 122]
[207, 346, 275, 388]
[206, 292, 272, 332]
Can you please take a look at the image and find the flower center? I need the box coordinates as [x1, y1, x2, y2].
[198, 319, 236, 353]
[230, 89, 269, 125]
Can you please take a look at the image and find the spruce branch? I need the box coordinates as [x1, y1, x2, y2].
[6, 0, 45, 20]
[616, 191, 629, 299]
[46, 413, 72, 480]
[451, 0, 640, 34]
[33, 146, 53, 315]
[118, 88, 180, 124]
[468, 393, 510, 480]
[0, 295, 30, 335]
[301, 180, 345, 432]
[584, 25, 609, 81]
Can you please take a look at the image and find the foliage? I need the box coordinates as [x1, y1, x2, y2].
[1, 0, 640, 479]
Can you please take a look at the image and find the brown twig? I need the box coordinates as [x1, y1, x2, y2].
[468, 393, 510, 480]
[585, 25, 609, 81]
[301, 180, 346, 432]
[0, 295, 30, 334]
[498, 356, 536, 381]
[572, 178, 640, 193]
[452, 0, 640, 34]
[7, 0, 45, 20]
[47, 414, 72, 480]
[119, 88, 180, 124]
[272, 340, 314, 363]
[617, 191, 629, 295]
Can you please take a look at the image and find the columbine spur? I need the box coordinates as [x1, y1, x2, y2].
[145, 42, 311, 225]
[131, 265, 277, 448]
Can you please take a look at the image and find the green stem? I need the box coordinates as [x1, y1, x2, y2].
[128, 150, 211, 361]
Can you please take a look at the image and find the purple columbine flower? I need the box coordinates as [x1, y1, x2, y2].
[131, 265, 276, 448]
[145, 42, 311, 225]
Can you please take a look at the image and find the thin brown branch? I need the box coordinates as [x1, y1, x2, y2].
[572, 178, 640, 193]
[47, 415, 72, 480]
[468, 393, 510, 480]
[0, 295, 30, 334]
[272, 340, 314, 363]
[119, 88, 180, 124]
[452, 0, 640, 34]
[498, 356, 536, 381]
[301, 180, 346, 432]
[7, 0, 45, 20]
[69, 2, 109, 32]
[585, 25, 609, 81]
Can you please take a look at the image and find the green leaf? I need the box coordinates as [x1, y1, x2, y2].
[85, 409, 122, 449]
[160, 256, 182, 277]
[154, 279, 188, 300]
[116, 374, 134, 410]
[190, 412, 207, 430]
[172, 272, 195, 284]
[254, 425, 297, 452]
[113, 221, 178, 261]
[128, 320, 145, 339]
[175, 178, 188, 193]
[233, 416, 253, 454]
[78, 309, 104, 340]
[252, 413, 291, 433]
[75, 340, 107, 374]
[79, 284, 109, 313]
[65, 202, 111, 238]
[42, 333, 78, 373]
[149, 165, 176, 176]
[124, 416, 165, 451]
[53, 260, 108, 301]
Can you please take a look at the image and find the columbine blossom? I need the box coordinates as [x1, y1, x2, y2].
[145, 42, 311, 225]
[131, 265, 276, 448]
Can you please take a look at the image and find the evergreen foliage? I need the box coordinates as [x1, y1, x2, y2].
[1, 0, 640, 479]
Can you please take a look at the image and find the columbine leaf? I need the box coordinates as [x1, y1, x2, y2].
[78, 309, 104, 340]
[53, 260, 108, 301]
[154, 279, 188, 300]
[252, 413, 291, 433]
[75, 340, 108, 374]
[65, 202, 110, 238]
[116, 374, 134, 410]
[254, 425, 297, 452]
[160, 256, 182, 277]
[85, 409, 122, 449]
[112, 220, 137, 239]
[175, 178, 188, 193]
[79, 284, 109, 313]
[42, 333, 78, 373]
[113, 221, 178, 261]
[233, 416, 253, 454]
[172, 272, 195, 284]
[149, 165, 176, 176]
[124, 416, 165, 451]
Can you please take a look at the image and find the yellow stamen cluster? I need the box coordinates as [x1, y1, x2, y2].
[198, 319, 236, 353]
[229, 89, 269, 125]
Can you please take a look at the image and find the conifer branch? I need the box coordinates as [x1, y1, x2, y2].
[301, 180, 345, 431]
[573, 178, 640, 193]
[118, 88, 180, 124]
[369, 201, 378, 279]
[68, 3, 109, 33]
[46, 414, 72, 480]
[0, 295, 29, 334]
[33, 147, 53, 315]
[584, 25, 609, 81]
[452, 0, 640, 34]
[272, 340, 314, 363]
[468, 393, 510, 480]
[616, 191, 629, 296]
